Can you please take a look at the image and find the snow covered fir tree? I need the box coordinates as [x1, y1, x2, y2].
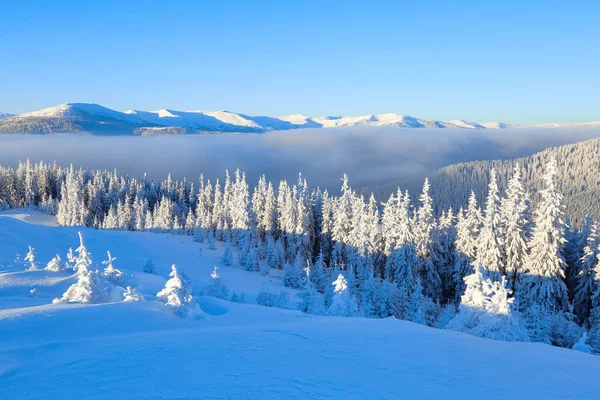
[3, 157, 600, 350]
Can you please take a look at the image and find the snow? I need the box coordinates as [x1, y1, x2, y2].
[0, 209, 60, 227]
[18, 103, 139, 122]
[480, 121, 520, 129]
[1, 214, 600, 398]
[202, 110, 262, 128]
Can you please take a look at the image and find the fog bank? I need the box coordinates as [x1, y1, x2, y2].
[0, 127, 599, 193]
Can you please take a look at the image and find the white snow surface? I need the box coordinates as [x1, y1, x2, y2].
[0, 213, 599, 399]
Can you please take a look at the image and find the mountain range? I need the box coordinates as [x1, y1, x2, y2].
[0, 103, 597, 135]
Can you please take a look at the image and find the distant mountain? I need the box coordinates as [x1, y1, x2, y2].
[535, 121, 600, 128]
[0, 103, 517, 135]
[0, 104, 156, 135]
[0, 112, 14, 120]
[0, 103, 597, 135]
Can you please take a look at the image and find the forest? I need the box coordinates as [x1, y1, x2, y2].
[1, 156, 599, 352]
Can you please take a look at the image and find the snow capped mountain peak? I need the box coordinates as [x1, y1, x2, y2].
[18, 103, 73, 118]
[2, 102, 598, 135]
[152, 109, 180, 118]
[0, 112, 15, 120]
[480, 121, 519, 129]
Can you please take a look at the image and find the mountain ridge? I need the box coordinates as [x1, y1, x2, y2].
[0, 102, 598, 135]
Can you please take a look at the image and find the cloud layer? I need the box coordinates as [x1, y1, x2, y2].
[0, 127, 599, 194]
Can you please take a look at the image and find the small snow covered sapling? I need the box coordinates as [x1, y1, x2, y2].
[156, 264, 201, 319]
[102, 250, 125, 286]
[446, 266, 529, 342]
[45, 254, 67, 272]
[73, 232, 93, 274]
[221, 245, 233, 266]
[53, 269, 108, 304]
[25, 246, 37, 271]
[256, 285, 277, 307]
[297, 261, 324, 315]
[67, 247, 76, 264]
[327, 274, 360, 317]
[275, 291, 289, 309]
[123, 286, 144, 302]
[143, 259, 156, 274]
[572, 332, 592, 353]
[207, 230, 217, 250]
[203, 266, 229, 299]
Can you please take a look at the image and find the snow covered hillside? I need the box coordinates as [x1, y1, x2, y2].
[1, 212, 599, 399]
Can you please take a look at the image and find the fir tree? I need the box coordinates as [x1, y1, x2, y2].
[45, 254, 67, 272]
[25, 245, 37, 271]
[519, 159, 569, 313]
[102, 250, 124, 286]
[574, 220, 600, 323]
[221, 244, 233, 266]
[156, 265, 201, 319]
[123, 286, 144, 302]
[53, 269, 108, 304]
[500, 164, 529, 291]
[203, 266, 229, 300]
[475, 168, 504, 279]
[327, 273, 360, 317]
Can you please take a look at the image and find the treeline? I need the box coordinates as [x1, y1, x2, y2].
[422, 137, 600, 225]
[1, 159, 600, 352]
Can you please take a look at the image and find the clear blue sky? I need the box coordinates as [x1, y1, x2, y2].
[1, 0, 598, 124]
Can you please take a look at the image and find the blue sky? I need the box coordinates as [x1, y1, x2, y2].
[1, 0, 598, 124]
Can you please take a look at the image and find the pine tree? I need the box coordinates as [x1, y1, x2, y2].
[574, 221, 600, 324]
[45, 254, 67, 272]
[519, 158, 569, 313]
[475, 168, 504, 279]
[327, 273, 359, 317]
[53, 269, 108, 304]
[282, 255, 305, 289]
[203, 266, 229, 299]
[297, 261, 324, 315]
[123, 286, 144, 302]
[102, 250, 124, 286]
[447, 265, 529, 341]
[221, 244, 233, 266]
[265, 235, 284, 270]
[331, 174, 354, 263]
[311, 250, 327, 292]
[57, 166, 87, 226]
[500, 164, 529, 291]
[415, 179, 442, 299]
[143, 259, 156, 274]
[74, 232, 93, 274]
[24, 245, 37, 271]
[156, 265, 201, 319]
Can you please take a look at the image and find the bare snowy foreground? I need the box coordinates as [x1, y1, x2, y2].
[0, 211, 599, 399]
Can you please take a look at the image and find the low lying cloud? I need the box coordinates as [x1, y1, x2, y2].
[0, 127, 598, 194]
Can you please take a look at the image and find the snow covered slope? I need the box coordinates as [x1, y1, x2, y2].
[0, 103, 157, 135]
[0, 214, 599, 399]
